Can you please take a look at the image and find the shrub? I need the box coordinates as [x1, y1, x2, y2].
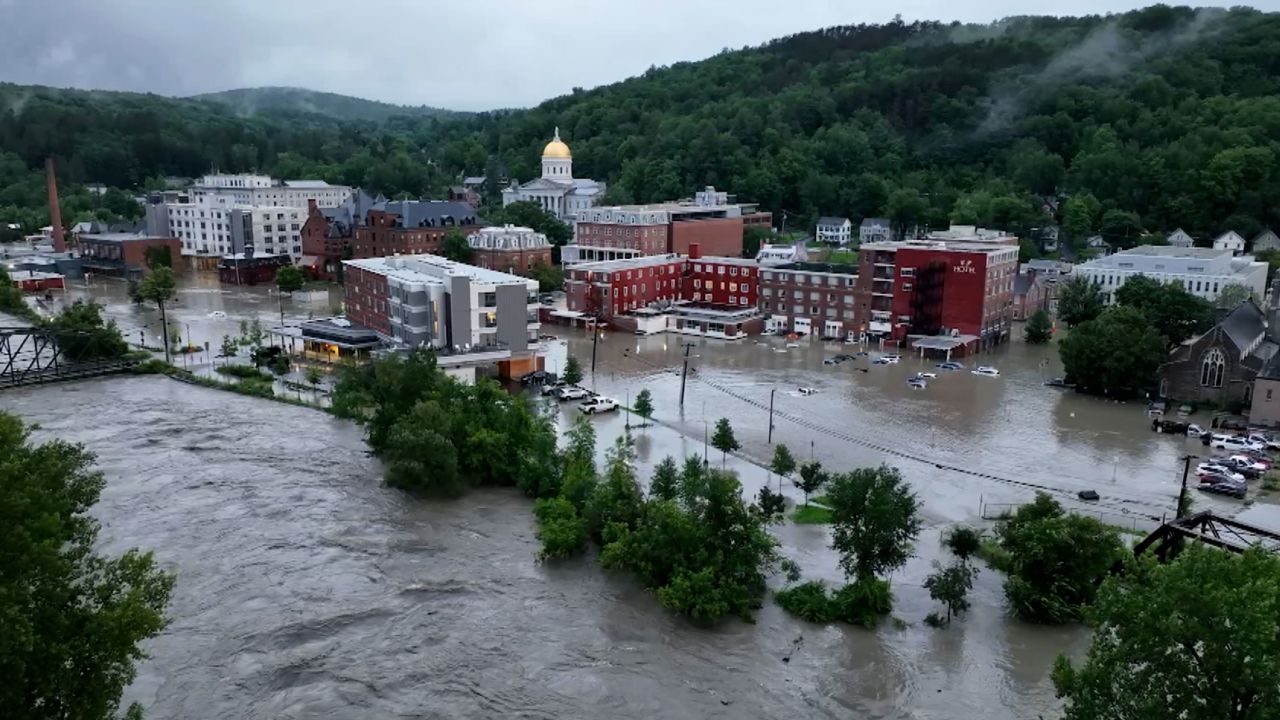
[831, 578, 892, 628]
[534, 498, 589, 559]
[775, 581, 837, 622]
[216, 364, 270, 380]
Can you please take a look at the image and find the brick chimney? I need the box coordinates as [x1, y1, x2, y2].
[46, 157, 65, 252]
[688, 242, 702, 259]
[307, 198, 317, 214]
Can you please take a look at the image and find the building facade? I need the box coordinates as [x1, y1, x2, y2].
[564, 187, 769, 265]
[466, 225, 553, 276]
[78, 233, 183, 280]
[1250, 353, 1280, 427]
[1073, 246, 1268, 305]
[501, 128, 605, 219]
[815, 217, 852, 245]
[299, 191, 380, 282]
[1160, 300, 1275, 408]
[352, 201, 480, 259]
[758, 262, 861, 339]
[1213, 231, 1246, 255]
[218, 254, 291, 286]
[343, 254, 540, 366]
[1167, 228, 1195, 248]
[854, 240, 1018, 349]
[860, 218, 891, 245]
[165, 175, 351, 266]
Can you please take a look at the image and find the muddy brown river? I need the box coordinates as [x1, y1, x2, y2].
[2, 278, 1248, 718]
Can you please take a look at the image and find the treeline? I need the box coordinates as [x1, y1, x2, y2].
[6, 7, 1280, 244]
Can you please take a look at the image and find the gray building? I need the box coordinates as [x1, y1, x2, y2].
[1072, 245, 1267, 304]
[859, 218, 891, 244]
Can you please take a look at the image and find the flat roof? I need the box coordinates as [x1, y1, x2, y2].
[690, 255, 758, 267]
[9, 270, 63, 281]
[345, 253, 533, 286]
[299, 318, 382, 348]
[569, 254, 683, 274]
[1111, 245, 1228, 259]
[909, 334, 980, 349]
[860, 240, 1015, 254]
[79, 233, 172, 243]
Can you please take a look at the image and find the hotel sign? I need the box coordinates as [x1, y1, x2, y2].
[953, 259, 977, 274]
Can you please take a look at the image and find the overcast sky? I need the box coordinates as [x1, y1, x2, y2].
[1, 0, 1273, 111]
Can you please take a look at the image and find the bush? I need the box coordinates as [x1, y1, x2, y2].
[216, 364, 271, 380]
[233, 378, 275, 398]
[831, 578, 892, 627]
[267, 354, 290, 376]
[534, 498, 589, 559]
[775, 581, 837, 622]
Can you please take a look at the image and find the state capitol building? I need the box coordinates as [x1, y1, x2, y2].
[501, 128, 606, 220]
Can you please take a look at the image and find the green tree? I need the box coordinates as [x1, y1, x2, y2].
[633, 388, 654, 426]
[1114, 274, 1213, 346]
[755, 485, 787, 523]
[795, 460, 828, 506]
[275, 264, 304, 328]
[996, 493, 1125, 624]
[943, 526, 982, 564]
[1056, 275, 1104, 327]
[1060, 306, 1166, 397]
[826, 465, 922, 584]
[533, 497, 588, 559]
[1098, 209, 1144, 249]
[711, 417, 739, 466]
[924, 561, 976, 627]
[46, 300, 128, 360]
[562, 355, 583, 385]
[1024, 309, 1053, 344]
[584, 434, 645, 541]
[743, 225, 773, 258]
[382, 400, 462, 495]
[1061, 194, 1099, 243]
[0, 412, 174, 720]
[219, 334, 238, 359]
[483, 200, 571, 244]
[886, 187, 925, 240]
[136, 266, 177, 364]
[770, 443, 797, 493]
[649, 455, 680, 501]
[1053, 546, 1280, 719]
[1216, 282, 1254, 309]
[143, 245, 172, 269]
[305, 366, 323, 389]
[441, 229, 473, 263]
[528, 260, 564, 292]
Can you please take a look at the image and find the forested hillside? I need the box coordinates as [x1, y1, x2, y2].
[3, 5, 1280, 246]
[192, 87, 464, 123]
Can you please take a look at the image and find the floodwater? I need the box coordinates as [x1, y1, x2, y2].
[1, 279, 1249, 718]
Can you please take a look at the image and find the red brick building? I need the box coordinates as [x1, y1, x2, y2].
[352, 201, 479, 259]
[343, 263, 391, 337]
[467, 225, 553, 276]
[564, 245, 759, 322]
[79, 233, 183, 280]
[854, 240, 1017, 350]
[218, 254, 291, 286]
[563, 186, 771, 265]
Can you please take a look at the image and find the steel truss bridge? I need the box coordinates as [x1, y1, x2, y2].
[0, 325, 141, 389]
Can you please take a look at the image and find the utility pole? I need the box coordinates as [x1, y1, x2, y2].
[768, 387, 776, 444]
[679, 342, 694, 407]
[590, 315, 601, 373]
[1177, 454, 1197, 519]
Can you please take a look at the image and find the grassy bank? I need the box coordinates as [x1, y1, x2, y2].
[791, 504, 833, 524]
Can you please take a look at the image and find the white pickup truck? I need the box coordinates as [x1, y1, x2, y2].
[578, 396, 619, 414]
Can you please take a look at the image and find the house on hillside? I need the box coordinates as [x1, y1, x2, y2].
[1213, 231, 1246, 255]
[859, 218, 891, 245]
[1013, 271, 1047, 320]
[1085, 235, 1111, 256]
[1158, 300, 1277, 408]
[1167, 228, 1195, 248]
[1252, 229, 1280, 253]
[815, 217, 852, 245]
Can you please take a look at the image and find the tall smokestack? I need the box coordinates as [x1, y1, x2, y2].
[46, 157, 65, 252]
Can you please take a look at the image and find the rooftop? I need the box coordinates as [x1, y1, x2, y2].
[374, 200, 477, 228]
[770, 261, 860, 275]
[569, 254, 684, 274]
[345, 253, 533, 286]
[692, 255, 758, 266]
[78, 233, 173, 244]
[1109, 245, 1228, 259]
[817, 216, 850, 226]
[860, 239, 1017, 254]
[282, 180, 333, 189]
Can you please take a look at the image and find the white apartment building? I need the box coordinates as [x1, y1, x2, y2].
[1073, 245, 1267, 304]
[167, 174, 351, 262]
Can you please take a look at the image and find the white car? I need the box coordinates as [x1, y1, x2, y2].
[880, 354, 901, 364]
[1248, 433, 1280, 450]
[1197, 463, 1245, 482]
[557, 386, 589, 401]
[1228, 455, 1269, 472]
[578, 397, 619, 414]
[1211, 434, 1261, 452]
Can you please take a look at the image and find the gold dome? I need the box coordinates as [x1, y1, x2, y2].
[542, 126, 571, 158]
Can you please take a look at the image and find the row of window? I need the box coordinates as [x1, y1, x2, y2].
[760, 271, 855, 287]
[690, 293, 752, 306]
[691, 263, 754, 277]
[692, 280, 750, 293]
[768, 302, 858, 319]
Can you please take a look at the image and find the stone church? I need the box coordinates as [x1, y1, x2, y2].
[1158, 300, 1276, 410]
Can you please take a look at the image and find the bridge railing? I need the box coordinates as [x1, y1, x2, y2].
[0, 326, 142, 389]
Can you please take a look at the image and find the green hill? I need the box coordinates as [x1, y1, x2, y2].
[3, 5, 1280, 244]
[191, 86, 465, 123]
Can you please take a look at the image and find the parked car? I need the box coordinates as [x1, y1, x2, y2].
[1197, 463, 1246, 482]
[1227, 455, 1269, 473]
[540, 381, 566, 396]
[1211, 434, 1261, 452]
[519, 370, 555, 385]
[578, 396, 619, 414]
[557, 386, 589, 401]
[1198, 476, 1247, 499]
[936, 361, 964, 371]
[1247, 433, 1280, 450]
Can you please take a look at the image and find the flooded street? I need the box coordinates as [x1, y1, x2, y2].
[1, 279, 1242, 718]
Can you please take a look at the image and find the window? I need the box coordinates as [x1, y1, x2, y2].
[903, 283, 913, 291]
[1200, 348, 1225, 388]
[731, 267, 738, 276]
[900, 267, 914, 277]
[1269, 389, 1274, 401]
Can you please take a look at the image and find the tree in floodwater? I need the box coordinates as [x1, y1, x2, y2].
[136, 266, 177, 363]
[562, 355, 583, 385]
[711, 418, 739, 466]
[0, 411, 174, 720]
[1054, 545, 1280, 719]
[795, 460, 828, 506]
[1024, 309, 1052, 344]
